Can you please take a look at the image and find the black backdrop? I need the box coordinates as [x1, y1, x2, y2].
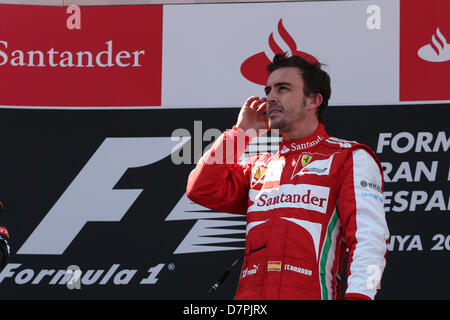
[0, 103, 449, 299]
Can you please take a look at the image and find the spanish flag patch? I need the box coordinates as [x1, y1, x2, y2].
[267, 261, 282, 272]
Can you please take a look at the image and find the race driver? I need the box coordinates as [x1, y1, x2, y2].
[186, 53, 389, 300]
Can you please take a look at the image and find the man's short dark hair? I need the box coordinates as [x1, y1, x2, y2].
[266, 53, 331, 123]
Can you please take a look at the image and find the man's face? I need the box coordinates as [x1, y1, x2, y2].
[264, 67, 308, 133]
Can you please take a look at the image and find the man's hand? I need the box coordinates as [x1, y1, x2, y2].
[235, 96, 269, 139]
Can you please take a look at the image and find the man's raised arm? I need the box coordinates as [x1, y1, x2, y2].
[186, 97, 268, 214]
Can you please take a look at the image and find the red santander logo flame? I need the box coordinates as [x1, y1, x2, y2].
[241, 19, 318, 86]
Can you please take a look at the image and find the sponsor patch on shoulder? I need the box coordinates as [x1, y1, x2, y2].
[291, 153, 335, 179]
[326, 137, 356, 148]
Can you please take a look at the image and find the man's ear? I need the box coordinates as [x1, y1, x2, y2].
[306, 93, 323, 111]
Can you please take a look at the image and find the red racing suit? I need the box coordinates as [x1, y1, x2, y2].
[186, 123, 389, 300]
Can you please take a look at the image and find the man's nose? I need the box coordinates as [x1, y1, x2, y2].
[266, 91, 278, 104]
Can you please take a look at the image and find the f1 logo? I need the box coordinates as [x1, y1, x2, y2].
[17, 137, 189, 255]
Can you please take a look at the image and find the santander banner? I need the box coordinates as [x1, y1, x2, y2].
[1, 1, 448, 108]
[400, 0, 450, 101]
[0, 5, 162, 107]
[162, 0, 399, 108]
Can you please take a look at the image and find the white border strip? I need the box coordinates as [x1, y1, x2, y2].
[1, 100, 449, 110]
[0, 0, 363, 6]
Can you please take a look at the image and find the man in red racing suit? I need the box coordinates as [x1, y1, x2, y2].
[186, 54, 389, 300]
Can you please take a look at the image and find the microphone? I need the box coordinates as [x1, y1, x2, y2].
[208, 244, 266, 294]
[209, 256, 242, 294]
